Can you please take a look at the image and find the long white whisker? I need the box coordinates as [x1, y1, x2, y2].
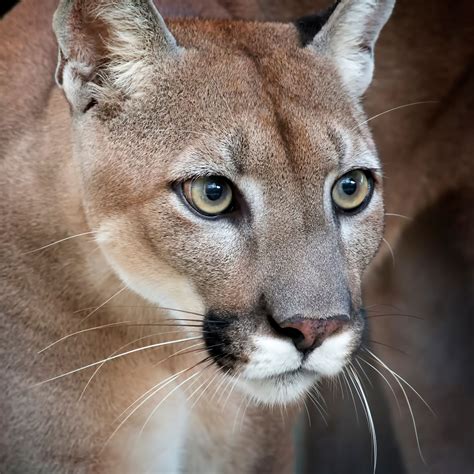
[342, 369, 360, 425]
[101, 370, 188, 453]
[385, 213, 413, 221]
[355, 359, 373, 388]
[307, 391, 328, 426]
[78, 286, 127, 326]
[190, 370, 220, 410]
[222, 373, 242, 411]
[210, 368, 231, 402]
[232, 395, 247, 434]
[73, 304, 205, 319]
[217, 371, 237, 406]
[138, 371, 201, 439]
[116, 342, 205, 419]
[365, 349, 434, 464]
[382, 237, 395, 267]
[239, 396, 252, 432]
[185, 372, 212, 404]
[365, 349, 435, 415]
[337, 374, 345, 399]
[116, 371, 189, 426]
[358, 356, 401, 413]
[78, 332, 201, 402]
[353, 101, 438, 130]
[309, 386, 329, 417]
[302, 398, 312, 428]
[34, 336, 202, 386]
[39, 320, 168, 354]
[24, 231, 97, 254]
[349, 366, 377, 474]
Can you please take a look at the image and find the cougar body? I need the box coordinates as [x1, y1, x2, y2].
[0, 0, 419, 472]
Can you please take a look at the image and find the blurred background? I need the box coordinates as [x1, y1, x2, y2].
[2, 1, 472, 473]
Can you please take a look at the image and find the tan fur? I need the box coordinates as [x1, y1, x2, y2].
[0, 0, 420, 472]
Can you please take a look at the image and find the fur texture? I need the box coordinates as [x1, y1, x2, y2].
[0, 0, 396, 472]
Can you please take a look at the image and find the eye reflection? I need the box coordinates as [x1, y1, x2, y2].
[182, 176, 234, 217]
[332, 170, 373, 212]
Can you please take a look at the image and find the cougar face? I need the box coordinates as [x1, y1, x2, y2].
[54, 0, 392, 405]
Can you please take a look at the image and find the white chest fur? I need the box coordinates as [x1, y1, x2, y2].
[126, 387, 189, 474]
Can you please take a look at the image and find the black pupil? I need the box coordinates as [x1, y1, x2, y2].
[341, 177, 358, 196]
[205, 180, 225, 201]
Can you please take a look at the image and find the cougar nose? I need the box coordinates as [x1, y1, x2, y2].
[275, 316, 349, 352]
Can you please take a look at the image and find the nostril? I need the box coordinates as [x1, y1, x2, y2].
[269, 314, 349, 353]
[267, 313, 312, 350]
[279, 326, 306, 346]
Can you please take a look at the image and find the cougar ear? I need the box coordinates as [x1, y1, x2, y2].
[307, 0, 395, 98]
[53, 0, 180, 112]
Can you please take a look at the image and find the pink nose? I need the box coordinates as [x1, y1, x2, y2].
[277, 316, 348, 352]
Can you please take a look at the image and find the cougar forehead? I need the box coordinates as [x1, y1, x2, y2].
[83, 19, 374, 216]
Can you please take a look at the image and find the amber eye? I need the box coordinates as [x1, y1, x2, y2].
[182, 176, 234, 217]
[332, 170, 373, 212]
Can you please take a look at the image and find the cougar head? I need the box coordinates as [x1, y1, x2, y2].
[54, 0, 394, 405]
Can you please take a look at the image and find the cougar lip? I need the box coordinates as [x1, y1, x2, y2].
[237, 369, 318, 405]
[252, 367, 315, 382]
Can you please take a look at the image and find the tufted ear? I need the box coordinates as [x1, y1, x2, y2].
[305, 0, 395, 98]
[53, 0, 180, 112]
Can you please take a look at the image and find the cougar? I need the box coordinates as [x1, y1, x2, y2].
[1, 0, 396, 471]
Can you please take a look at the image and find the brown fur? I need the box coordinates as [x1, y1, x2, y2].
[5, 0, 468, 472]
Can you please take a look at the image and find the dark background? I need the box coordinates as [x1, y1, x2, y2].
[1, 1, 17, 17]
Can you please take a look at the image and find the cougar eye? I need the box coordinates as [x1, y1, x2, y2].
[182, 176, 234, 217]
[332, 170, 373, 212]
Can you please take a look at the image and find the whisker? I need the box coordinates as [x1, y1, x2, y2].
[210, 368, 231, 402]
[152, 342, 207, 368]
[33, 336, 202, 386]
[382, 237, 395, 267]
[190, 369, 221, 410]
[348, 365, 377, 474]
[239, 396, 252, 432]
[217, 371, 238, 406]
[355, 359, 373, 388]
[385, 213, 413, 221]
[357, 355, 401, 413]
[73, 305, 206, 320]
[365, 349, 435, 415]
[232, 395, 247, 434]
[364, 303, 402, 312]
[368, 340, 409, 356]
[39, 321, 203, 354]
[302, 398, 312, 428]
[138, 371, 202, 439]
[366, 313, 425, 321]
[365, 348, 435, 464]
[78, 286, 127, 326]
[337, 373, 345, 399]
[185, 363, 217, 407]
[103, 358, 209, 452]
[78, 332, 201, 401]
[103, 369, 193, 452]
[353, 100, 438, 130]
[342, 369, 359, 425]
[24, 231, 97, 254]
[182, 370, 206, 400]
[115, 359, 208, 426]
[222, 373, 242, 411]
[307, 390, 328, 426]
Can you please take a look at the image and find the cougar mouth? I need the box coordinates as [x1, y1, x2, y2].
[203, 310, 361, 405]
[238, 369, 318, 405]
